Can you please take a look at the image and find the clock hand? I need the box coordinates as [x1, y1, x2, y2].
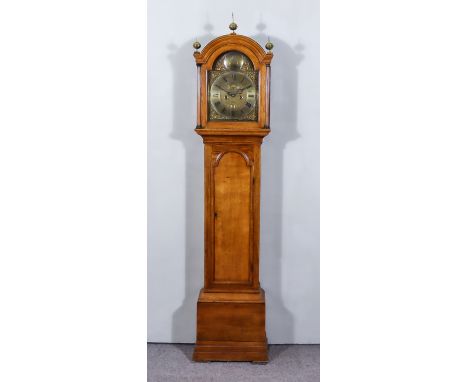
[216, 83, 250, 97]
[229, 86, 252, 97]
[214, 84, 230, 93]
[226, 85, 252, 97]
[218, 87, 239, 98]
[239, 84, 252, 91]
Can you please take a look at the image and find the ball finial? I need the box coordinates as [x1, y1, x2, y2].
[229, 12, 237, 33]
[193, 40, 201, 51]
[265, 37, 274, 51]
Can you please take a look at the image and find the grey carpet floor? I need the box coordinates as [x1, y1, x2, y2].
[147, 343, 320, 382]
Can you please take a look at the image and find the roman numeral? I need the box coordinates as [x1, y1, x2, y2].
[246, 102, 252, 108]
[215, 101, 221, 106]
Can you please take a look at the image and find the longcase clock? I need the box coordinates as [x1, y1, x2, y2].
[192, 20, 274, 362]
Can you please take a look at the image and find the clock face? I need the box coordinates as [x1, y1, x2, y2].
[208, 51, 258, 121]
[209, 72, 257, 119]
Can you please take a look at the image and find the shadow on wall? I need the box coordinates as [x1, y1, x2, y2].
[170, 21, 304, 344]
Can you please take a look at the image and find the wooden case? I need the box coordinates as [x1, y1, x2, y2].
[193, 32, 273, 362]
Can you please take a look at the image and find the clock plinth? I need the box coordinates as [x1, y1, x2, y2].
[193, 289, 268, 362]
[192, 31, 273, 362]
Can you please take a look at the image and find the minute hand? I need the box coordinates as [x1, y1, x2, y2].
[238, 84, 252, 92]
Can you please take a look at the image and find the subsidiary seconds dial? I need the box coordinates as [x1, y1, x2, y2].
[209, 72, 257, 119]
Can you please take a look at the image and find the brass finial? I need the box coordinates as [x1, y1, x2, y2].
[193, 39, 201, 51]
[265, 36, 274, 51]
[229, 12, 237, 33]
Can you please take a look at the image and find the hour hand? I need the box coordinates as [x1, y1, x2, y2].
[214, 84, 229, 92]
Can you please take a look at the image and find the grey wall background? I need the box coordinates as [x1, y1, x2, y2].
[148, 0, 319, 344]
